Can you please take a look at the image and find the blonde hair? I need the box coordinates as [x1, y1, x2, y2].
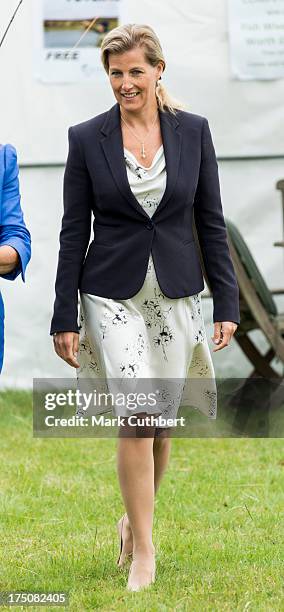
[100, 23, 186, 115]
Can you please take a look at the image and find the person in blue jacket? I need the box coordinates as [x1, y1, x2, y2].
[0, 143, 31, 373]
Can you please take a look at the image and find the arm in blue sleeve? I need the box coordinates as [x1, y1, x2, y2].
[0, 144, 31, 281]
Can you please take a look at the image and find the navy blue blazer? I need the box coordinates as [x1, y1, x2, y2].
[50, 102, 240, 335]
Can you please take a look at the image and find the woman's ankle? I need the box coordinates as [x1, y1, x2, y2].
[133, 542, 155, 558]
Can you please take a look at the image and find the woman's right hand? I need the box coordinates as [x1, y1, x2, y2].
[0, 245, 19, 274]
[53, 332, 80, 368]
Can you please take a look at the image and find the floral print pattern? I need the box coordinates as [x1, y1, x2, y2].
[141, 289, 174, 362]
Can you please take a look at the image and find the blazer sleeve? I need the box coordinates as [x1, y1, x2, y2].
[193, 118, 240, 324]
[50, 127, 92, 335]
[0, 144, 31, 282]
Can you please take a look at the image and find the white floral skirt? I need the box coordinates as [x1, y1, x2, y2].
[76, 254, 217, 424]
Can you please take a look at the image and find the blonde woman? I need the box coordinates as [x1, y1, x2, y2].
[51, 24, 239, 591]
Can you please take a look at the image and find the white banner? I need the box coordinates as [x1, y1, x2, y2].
[33, 0, 122, 83]
[228, 0, 284, 80]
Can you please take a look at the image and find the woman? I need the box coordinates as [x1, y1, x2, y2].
[0, 143, 31, 373]
[51, 24, 240, 592]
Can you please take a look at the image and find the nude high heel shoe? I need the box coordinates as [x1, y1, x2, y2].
[126, 554, 156, 592]
[116, 513, 133, 568]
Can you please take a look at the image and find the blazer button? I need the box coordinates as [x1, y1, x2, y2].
[146, 222, 153, 230]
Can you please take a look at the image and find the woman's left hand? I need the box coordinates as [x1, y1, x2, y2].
[211, 321, 238, 352]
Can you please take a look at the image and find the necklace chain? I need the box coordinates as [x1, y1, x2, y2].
[120, 107, 159, 159]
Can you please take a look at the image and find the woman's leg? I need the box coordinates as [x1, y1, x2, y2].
[153, 434, 172, 493]
[116, 418, 172, 588]
[117, 428, 171, 549]
[117, 434, 155, 558]
[117, 429, 156, 589]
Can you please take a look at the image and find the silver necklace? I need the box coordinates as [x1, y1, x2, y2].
[120, 109, 159, 159]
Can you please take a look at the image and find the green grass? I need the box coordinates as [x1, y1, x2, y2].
[0, 391, 283, 611]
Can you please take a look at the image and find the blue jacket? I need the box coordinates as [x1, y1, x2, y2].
[0, 144, 31, 372]
[51, 103, 240, 334]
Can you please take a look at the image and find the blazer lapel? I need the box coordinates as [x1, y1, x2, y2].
[155, 109, 181, 218]
[100, 102, 181, 220]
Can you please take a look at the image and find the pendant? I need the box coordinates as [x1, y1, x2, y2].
[141, 142, 146, 159]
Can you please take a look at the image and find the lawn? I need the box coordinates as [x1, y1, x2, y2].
[0, 391, 283, 611]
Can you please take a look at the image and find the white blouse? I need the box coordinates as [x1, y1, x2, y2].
[124, 145, 166, 217]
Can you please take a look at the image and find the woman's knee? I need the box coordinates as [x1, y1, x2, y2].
[153, 435, 171, 453]
[118, 412, 156, 439]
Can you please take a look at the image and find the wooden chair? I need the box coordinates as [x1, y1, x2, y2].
[193, 216, 284, 378]
[274, 180, 284, 247]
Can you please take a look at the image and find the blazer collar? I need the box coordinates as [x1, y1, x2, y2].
[99, 102, 181, 220]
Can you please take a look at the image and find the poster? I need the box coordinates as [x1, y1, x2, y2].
[33, 0, 122, 83]
[228, 0, 284, 80]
